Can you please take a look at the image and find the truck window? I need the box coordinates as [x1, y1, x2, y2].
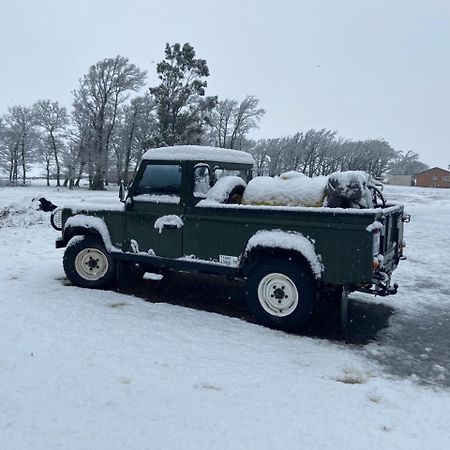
[193, 166, 249, 198]
[214, 168, 245, 180]
[194, 165, 211, 198]
[135, 164, 182, 203]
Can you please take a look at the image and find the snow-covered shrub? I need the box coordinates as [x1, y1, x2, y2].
[0, 197, 48, 228]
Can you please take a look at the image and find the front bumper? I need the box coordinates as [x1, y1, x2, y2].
[55, 237, 66, 249]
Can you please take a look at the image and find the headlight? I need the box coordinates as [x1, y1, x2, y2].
[50, 209, 63, 231]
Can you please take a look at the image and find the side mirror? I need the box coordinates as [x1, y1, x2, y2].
[119, 180, 126, 203]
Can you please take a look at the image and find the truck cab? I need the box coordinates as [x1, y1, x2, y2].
[123, 146, 254, 259]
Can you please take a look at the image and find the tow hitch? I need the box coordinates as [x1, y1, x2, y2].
[358, 270, 398, 296]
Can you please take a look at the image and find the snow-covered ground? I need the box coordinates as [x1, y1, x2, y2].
[1, 182, 450, 449]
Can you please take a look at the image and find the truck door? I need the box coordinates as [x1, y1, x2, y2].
[126, 163, 184, 258]
[182, 165, 249, 265]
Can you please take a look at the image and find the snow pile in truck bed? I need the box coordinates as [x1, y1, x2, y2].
[242, 171, 328, 207]
[325, 171, 374, 208]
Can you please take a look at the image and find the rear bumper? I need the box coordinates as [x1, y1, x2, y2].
[358, 268, 398, 296]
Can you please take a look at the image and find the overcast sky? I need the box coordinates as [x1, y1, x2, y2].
[1, 0, 449, 168]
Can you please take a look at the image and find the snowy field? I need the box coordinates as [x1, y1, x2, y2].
[1, 182, 450, 449]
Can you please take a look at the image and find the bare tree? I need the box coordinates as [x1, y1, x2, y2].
[35, 134, 55, 186]
[3, 106, 36, 182]
[114, 94, 157, 184]
[389, 150, 428, 175]
[0, 117, 8, 176]
[33, 100, 68, 186]
[209, 96, 265, 149]
[73, 56, 146, 190]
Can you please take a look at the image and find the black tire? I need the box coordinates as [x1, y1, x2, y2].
[245, 258, 315, 331]
[225, 185, 245, 204]
[63, 235, 116, 289]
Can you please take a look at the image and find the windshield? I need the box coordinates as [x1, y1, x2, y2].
[135, 164, 182, 200]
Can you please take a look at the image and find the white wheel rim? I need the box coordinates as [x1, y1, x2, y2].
[257, 273, 299, 317]
[75, 248, 109, 281]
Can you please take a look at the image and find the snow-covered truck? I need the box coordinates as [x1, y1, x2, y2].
[50, 145, 408, 331]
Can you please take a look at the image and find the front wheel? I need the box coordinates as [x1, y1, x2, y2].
[245, 258, 315, 331]
[63, 236, 116, 289]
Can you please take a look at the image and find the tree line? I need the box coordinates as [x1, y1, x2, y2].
[248, 132, 428, 178]
[0, 42, 427, 189]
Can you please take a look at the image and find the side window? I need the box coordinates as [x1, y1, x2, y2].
[194, 165, 211, 198]
[135, 164, 182, 203]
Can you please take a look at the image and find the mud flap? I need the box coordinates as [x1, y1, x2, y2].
[116, 260, 130, 293]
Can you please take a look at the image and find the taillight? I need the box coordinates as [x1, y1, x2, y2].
[372, 230, 380, 256]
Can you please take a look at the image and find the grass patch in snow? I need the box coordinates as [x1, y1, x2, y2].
[195, 383, 221, 391]
[110, 302, 129, 309]
[336, 369, 372, 385]
[336, 374, 366, 385]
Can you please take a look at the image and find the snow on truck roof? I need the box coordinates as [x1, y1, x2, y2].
[142, 145, 255, 165]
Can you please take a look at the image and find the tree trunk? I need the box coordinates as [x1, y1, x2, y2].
[46, 160, 50, 186]
[49, 130, 61, 187]
[91, 169, 105, 190]
[21, 138, 26, 183]
[9, 158, 13, 181]
[75, 161, 86, 187]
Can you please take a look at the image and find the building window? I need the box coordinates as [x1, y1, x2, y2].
[443, 176, 450, 182]
[432, 176, 438, 181]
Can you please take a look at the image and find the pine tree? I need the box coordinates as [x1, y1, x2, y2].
[148, 43, 217, 148]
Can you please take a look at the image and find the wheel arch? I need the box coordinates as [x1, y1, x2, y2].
[241, 230, 324, 280]
[63, 215, 115, 252]
[64, 226, 102, 245]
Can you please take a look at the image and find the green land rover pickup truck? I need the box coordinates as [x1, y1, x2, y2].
[51, 145, 408, 331]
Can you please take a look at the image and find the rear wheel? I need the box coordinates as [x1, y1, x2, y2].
[245, 258, 315, 331]
[63, 236, 116, 289]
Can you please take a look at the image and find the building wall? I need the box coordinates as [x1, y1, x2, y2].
[388, 175, 414, 186]
[416, 167, 450, 188]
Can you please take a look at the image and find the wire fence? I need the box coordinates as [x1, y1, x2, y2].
[0, 179, 32, 187]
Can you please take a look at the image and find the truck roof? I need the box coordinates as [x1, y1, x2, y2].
[142, 145, 255, 166]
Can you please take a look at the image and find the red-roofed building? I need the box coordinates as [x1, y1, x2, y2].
[415, 167, 450, 188]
